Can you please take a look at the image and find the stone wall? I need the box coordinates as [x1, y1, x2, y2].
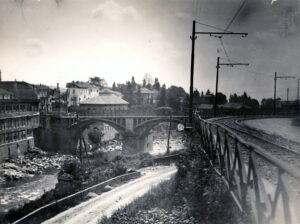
[0, 137, 35, 162]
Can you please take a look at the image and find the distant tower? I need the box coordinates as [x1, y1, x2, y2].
[0, 69, 2, 81]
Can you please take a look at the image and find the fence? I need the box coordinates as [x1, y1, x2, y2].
[194, 115, 300, 224]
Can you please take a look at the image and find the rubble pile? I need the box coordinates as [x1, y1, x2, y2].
[0, 148, 74, 182]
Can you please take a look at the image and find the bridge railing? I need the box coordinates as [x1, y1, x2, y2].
[194, 115, 300, 224]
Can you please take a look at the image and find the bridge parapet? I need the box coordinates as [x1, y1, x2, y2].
[194, 115, 300, 224]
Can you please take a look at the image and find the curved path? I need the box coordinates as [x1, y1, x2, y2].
[42, 165, 177, 224]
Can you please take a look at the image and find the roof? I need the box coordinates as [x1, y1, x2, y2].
[67, 81, 98, 89]
[99, 88, 122, 96]
[0, 81, 38, 101]
[219, 103, 251, 109]
[140, 88, 158, 94]
[80, 95, 129, 105]
[198, 104, 214, 110]
[33, 84, 52, 90]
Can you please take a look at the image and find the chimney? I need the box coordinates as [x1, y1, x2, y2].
[57, 82, 59, 90]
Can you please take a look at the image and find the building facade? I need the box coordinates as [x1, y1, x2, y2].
[139, 88, 159, 105]
[66, 81, 100, 107]
[0, 82, 40, 162]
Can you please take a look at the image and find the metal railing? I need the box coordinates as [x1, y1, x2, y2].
[194, 115, 300, 224]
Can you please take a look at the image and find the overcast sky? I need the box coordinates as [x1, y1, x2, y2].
[0, 0, 299, 101]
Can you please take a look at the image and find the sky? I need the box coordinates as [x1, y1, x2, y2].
[0, 0, 299, 101]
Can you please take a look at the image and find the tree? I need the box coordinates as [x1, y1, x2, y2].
[123, 81, 134, 104]
[112, 82, 117, 91]
[193, 89, 201, 105]
[135, 85, 142, 105]
[143, 73, 153, 86]
[131, 76, 137, 91]
[206, 89, 211, 95]
[89, 76, 107, 87]
[153, 78, 161, 91]
[88, 128, 104, 147]
[216, 92, 227, 104]
[157, 84, 166, 107]
[166, 86, 187, 112]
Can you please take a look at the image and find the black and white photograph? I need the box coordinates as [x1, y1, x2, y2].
[0, 0, 299, 223]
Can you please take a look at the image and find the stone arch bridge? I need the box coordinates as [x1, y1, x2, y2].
[36, 114, 186, 154]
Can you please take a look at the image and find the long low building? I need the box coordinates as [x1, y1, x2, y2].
[0, 81, 40, 162]
[78, 93, 129, 115]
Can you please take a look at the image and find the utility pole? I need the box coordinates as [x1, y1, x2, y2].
[214, 57, 220, 117]
[189, 20, 196, 126]
[273, 72, 295, 115]
[273, 72, 277, 115]
[297, 79, 299, 114]
[188, 20, 247, 125]
[214, 57, 249, 117]
[166, 116, 172, 155]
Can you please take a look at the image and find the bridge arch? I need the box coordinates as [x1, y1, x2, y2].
[74, 118, 127, 136]
[134, 117, 184, 137]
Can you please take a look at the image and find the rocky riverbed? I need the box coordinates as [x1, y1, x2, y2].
[0, 148, 75, 213]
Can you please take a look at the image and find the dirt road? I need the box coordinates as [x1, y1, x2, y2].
[42, 165, 177, 224]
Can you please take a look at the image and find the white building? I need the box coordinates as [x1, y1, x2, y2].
[66, 81, 100, 107]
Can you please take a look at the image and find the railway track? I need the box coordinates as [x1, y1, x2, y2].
[210, 116, 300, 169]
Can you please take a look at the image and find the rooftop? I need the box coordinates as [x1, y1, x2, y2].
[140, 88, 159, 94]
[80, 95, 129, 105]
[67, 81, 98, 89]
[0, 81, 38, 101]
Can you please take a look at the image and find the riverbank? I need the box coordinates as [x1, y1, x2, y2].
[0, 148, 75, 214]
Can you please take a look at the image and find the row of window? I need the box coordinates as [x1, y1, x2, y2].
[0, 103, 39, 114]
[0, 130, 33, 145]
[0, 116, 39, 131]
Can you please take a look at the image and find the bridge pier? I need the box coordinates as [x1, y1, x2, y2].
[122, 133, 153, 154]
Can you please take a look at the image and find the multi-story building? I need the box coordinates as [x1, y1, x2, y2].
[32, 84, 53, 112]
[0, 81, 40, 162]
[66, 81, 100, 107]
[139, 88, 159, 105]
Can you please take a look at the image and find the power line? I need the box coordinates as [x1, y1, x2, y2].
[221, 0, 248, 37]
[219, 38, 232, 64]
[195, 21, 233, 33]
[228, 66, 273, 78]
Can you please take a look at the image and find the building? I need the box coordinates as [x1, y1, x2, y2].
[0, 81, 40, 162]
[139, 88, 159, 105]
[78, 93, 129, 115]
[66, 81, 100, 107]
[32, 84, 53, 112]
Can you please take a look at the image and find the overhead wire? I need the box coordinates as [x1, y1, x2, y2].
[221, 0, 248, 37]
[195, 21, 233, 33]
[219, 38, 232, 64]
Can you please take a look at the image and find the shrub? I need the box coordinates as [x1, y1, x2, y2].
[113, 161, 127, 176]
[61, 159, 84, 181]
